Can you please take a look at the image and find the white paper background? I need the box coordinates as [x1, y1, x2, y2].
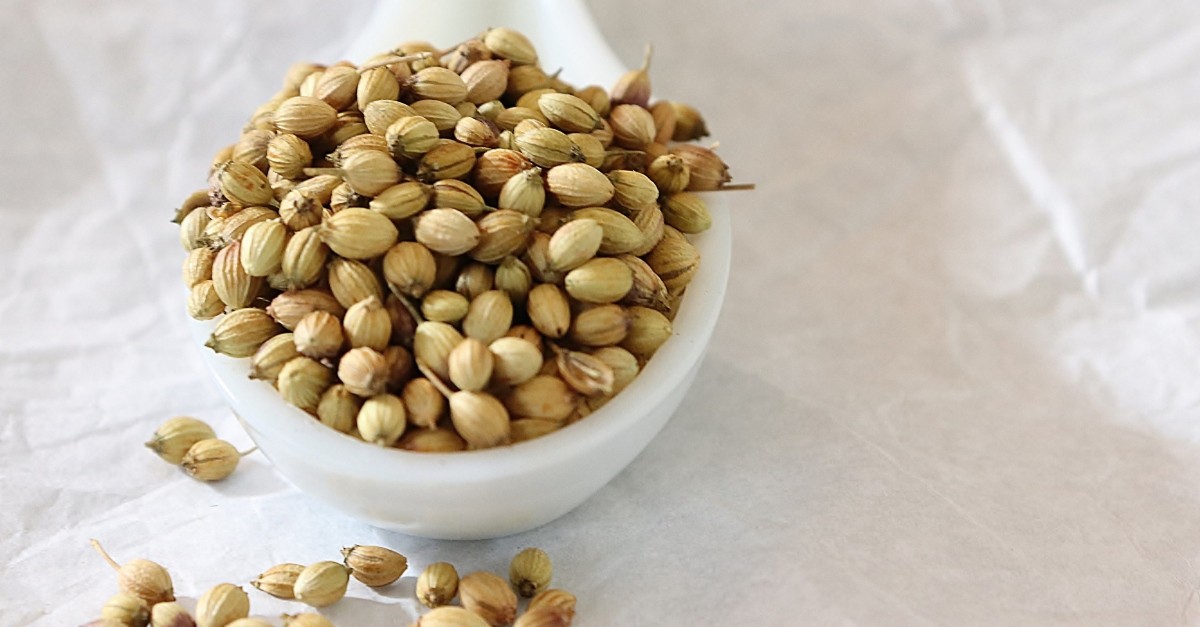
[4, 1, 1200, 625]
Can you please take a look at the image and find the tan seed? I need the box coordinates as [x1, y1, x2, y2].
[418, 140, 477, 182]
[498, 168, 546, 217]
[318, 207, 399, 259]
[212, 241, 264, 309]
[278, 356, 333, 413]
[450, 391, 510, 449]
[621, 306, 673, 358]
[293, 561, 350, 608]
[195, 583, 249, 627]
[462, 59, 511, 104]
[483, 27, 538, 65]
[294, 310, 344, 360]
[448, 338, 494, 392]
[267, 289, 344, 331]
[317, 384, 361, 433]
[358, 393, 407, 446]
[670, 143, 731, 191]
[415, 208, 480, 256]
[459, 571, 518, 626]
[422, 289, 470, 323]
[471, 210, 534, 263]
[338, 346, 390, 397]
[385, 115, 440, 159]
[383, 241, 437, 298]
[564, 257, 633, 304]
[251, 563, 305, 599]
[509, 547, 552, 598]
[239, 219, 287, 277]
[570, 304, 629, 347]
[431, 179, 487, 216]
[403, 377, 446, 429]
[608, 169, 659, 210]
[416, 562, 461, 608]
[414, 321, 464, 382]
[494, 256, 532, 304]
[205, 308, 279, 357]
[504, 375, 577, 422]
[547, 218, 602, 272]
[411, 99, 463, 132]
[145, 416, 216, 465]
[188, 280, 225, 320]
[273, 96, 337, 138]
[357, 66, 401, 110]
[344, 295, 391, 351]
[462, 290, 514, 344]
[399, 427, 465, 452]
[181, 439, 241, 482]
[546, 163, 614, 207]
[407, 67, 468, 104]
[556, 348, 616, 396]
[609, 103, 656, 149]
[342, 545, 408, 587]
[363, 100, 416, 135]
[341, 149, 400, 197]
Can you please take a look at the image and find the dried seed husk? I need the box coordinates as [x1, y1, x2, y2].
[442, 38, 491, 73]
[181, 439, 241, 482]
[564, 257, 633, 304]
[556, 348, 616, 396]
[294, 561, 350, 608]
[567, 132, 605, 169]
[343, 295, 391, 350]
[150, 601, 195, 627]
[647, 153, 690, 194]
[459, 571, 518, 627]
[471, 210, 534, 263]
[415, 562, 461, 609]
[90, 540, 175, 607]
[621, 305, 673, 358]
[484, 27, 538, 65]
[180, 207, 211, 251]
[662, 191, 712, 233]
[385, 115, 440, 160]
[494, 106, 549, 133]
[239, 219, 287, 277]
[341, 149, 401, 197]
[403, 377, 446, 429]
[188, 281, 225, 320]
[461, 59, 511, 104]
[213, 241, 264, 309]
[570, 304, 629, 347]
[546, 163, 614, 207]
[528, 589, 577, 621]
[195, 583, 249, 627]
[526, 284, 571, 338]
[448, 338, 494, 392]
[233, 129, 273, 172]
[522, 231, 560, 283]
[414, 208, 481, 255]
[279, 189, 325, 231]
[628, 203, 665, 256]
[251, 562, 306, 599]
[498, 168, 546, 217]
[327, 257, 384, 309]
[510, 418, 561, 443]
[100, 591, 150, 627]
[571, 207, 641, 255]
[515, 127, 582, 169]
[450, 391, 510, 449]
[206, 308, 279, 357]
[450, 264, 489, 304]
[281, 614, 332, 627]
[338, 346, 390, 397]
[474, 149, 533, 197]
[311, 65, 358, 110]
[218, 161, 273, 207]
[418, 140, 477, 182]
[615, 255, 669, 312]
[342, 545, 407, 587]
[183, 247, 216, 288]
[383, 242, 437, 300]
[280, 226, 328, 288]
[647, 100, 676, 143]
[547, 218, 602, 272]
[400, 427, 465, 451]
[538, 92, 601, 133]
[504, 375, 577, 422]
[422, 289, 468, 322]
[415, 607, 488, 627]
[145, 416, 217, 465]
[317, 384, 361, 433]
[431, 179, 487, 216]
[509, 547, 552, 598]
[358, 66, 401, 110]
[383, 345, 414, 391]
[454, 115, 500, 148]
[411, 99, 463, 132]
[333, 134, 390, 167]
[669, 144, 731, 191]
[414, 321, 464, 382]
[249, 333, 299, 383]
[278, 356, 333, 412]
[612, 45, 652, 107]
[488, 337, 543, 386]
[318, 207, 399, 259]
[274, 96, 338, 138]
[294, 310, 344, 359]
[608, 104, 656, 149]
[506, 65, 551, 98]
[494, 256, 532, 304]
[175, 188, 212, 225]
[267, 289, 345, 331]
[669, 101, 710, 141]
[267, 133, 313, 179]
[463, 290, 514, 344]
[646, 225, 700, 291]
[358, 392, 407, 446]
[364, 100, 416, 135]
[407, 67, 468, 104]
[608, 169, 659, 210]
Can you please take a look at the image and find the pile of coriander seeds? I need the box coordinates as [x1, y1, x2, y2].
[178, 28, 736, 451]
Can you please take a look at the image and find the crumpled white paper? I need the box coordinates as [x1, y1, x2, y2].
[4, 0, 1200, 625]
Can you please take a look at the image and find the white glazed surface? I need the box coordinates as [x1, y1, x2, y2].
[189, 198, 730, 539]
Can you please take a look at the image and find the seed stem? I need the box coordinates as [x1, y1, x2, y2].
[358, 52, 433, 73]
[641, 44, 653, 72]
[302, 167, 343, 177]
[717, 183, 756, 191]
[237, 446, 258, 457]
[90, 539, 120, 571]
[415, 359, 455, 400]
